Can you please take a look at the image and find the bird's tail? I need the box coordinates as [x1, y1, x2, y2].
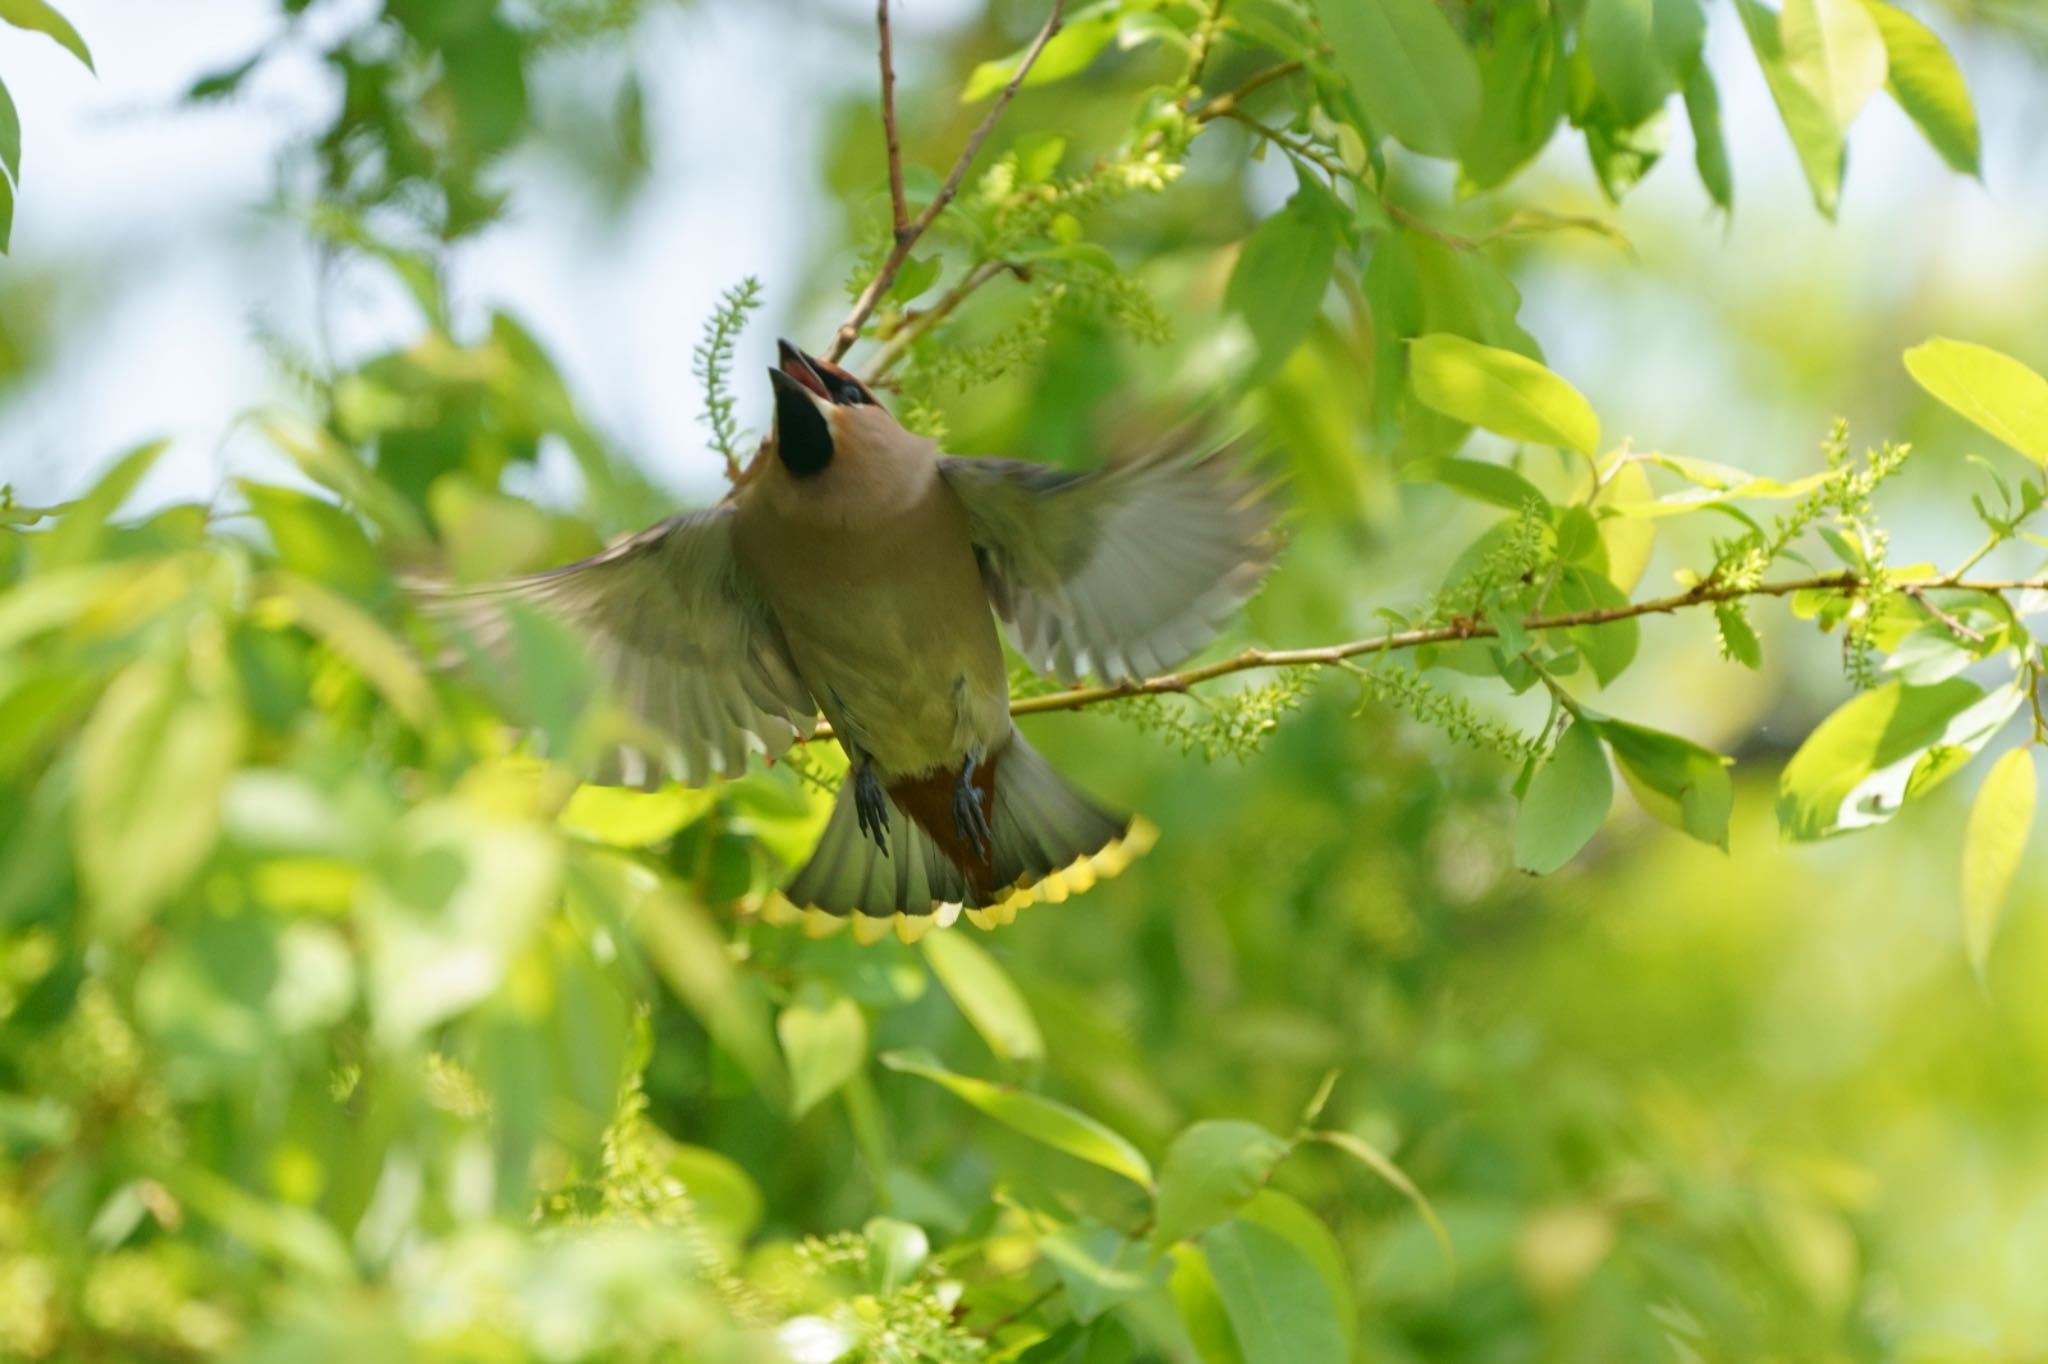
[767, 729, 1154, 941]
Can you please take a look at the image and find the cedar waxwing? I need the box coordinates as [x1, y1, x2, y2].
[431, 341, 1275, 934]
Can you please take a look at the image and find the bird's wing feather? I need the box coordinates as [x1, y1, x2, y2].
[420, 507, 816, 786]
[939, 448, 1276, 682]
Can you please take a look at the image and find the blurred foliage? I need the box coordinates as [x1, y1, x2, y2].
[7, 0, 2048, 1362]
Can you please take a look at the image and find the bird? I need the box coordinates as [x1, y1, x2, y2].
[428, 340, 1275, 940]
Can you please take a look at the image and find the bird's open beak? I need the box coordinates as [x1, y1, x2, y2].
[777, 339, 831, 401]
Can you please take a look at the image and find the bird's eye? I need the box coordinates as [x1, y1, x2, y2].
[834, 379, 871, 406]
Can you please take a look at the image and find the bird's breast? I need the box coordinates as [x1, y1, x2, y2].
[733, 479, 1009, 776]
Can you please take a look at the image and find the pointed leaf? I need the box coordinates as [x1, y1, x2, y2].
[881, 1050, 1153, 1188]
[1738, 0, 1846, 216]
[1597, 720, 1735, 849]
[778, 989, 868, 1118]
[1408, 333, 1600, 456]
[0, 74, 19, 186]
[1862, 0, 1979, 175]
[1227, 186, 1339, 383]
[1962, 747, 2034, 978]
[1903, 338, 2048, 467]
[0, 0, 93, 71]
[1683, 62, 1734, 210]
[1514, 719, 1612, 874]
[1314, 1129, 1452, 1265]
[1153, 1120, 1293, 1246]
[1783, 0, 1887, 132]
[923, 930, 1044, 1064]
[1313, 0, 1480, 159]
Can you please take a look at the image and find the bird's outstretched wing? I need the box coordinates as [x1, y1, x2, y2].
[939, 446, 1277, 683]
[420, 508, 817, 787]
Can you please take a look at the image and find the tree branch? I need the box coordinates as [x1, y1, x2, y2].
[877, 0, 909, 240]
[869, 258, 1028, 381]
[828, 1, 1068, 364]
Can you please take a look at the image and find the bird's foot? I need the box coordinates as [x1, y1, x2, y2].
[952, 753, 994, 862]
[854, 764, 891, 856]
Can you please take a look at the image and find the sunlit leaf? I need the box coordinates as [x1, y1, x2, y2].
[922, 930, 1045, 1064]
[1962, 747, 2034, 979]
[1402, 457, 1550, 515]
[1153, 1120, 1293, 1246]
[1514, 719, 1612, 874]
[1903, 338, 2048, 467]
[1782, 0, 1886, 132]
[1862, 0, 1979, 175]
[0, 73, 19, 186]
[1408, 333, 1600, 456]
[1779, 678, 2023, 839]
[863, 1216, 928, 1293]
[962, 3, 1119, 102]
[1737, 0, 1846, 217]
[0, 0, 93, 70]
[1169, 1243, 1246, 1364]
[880, 1049, 1153, 1188]
[1312, 0, 1479, 159]
[1594, 459, 1656, 592]
[76, 655, 242, 934]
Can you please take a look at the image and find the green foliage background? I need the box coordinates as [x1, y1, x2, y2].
[6, 0, 2048, 1360]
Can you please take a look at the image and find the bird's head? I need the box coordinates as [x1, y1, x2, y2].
[768, 340, 896, 478]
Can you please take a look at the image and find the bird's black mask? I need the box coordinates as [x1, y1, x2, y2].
[769, 340, 878, 479]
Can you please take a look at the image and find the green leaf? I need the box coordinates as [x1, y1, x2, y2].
[1199, 1218, 1347, 1364]
[1313, 0, 1480, 159]
[622, 867, 790, 1110]
[557, 785, 717, 848]
[1237, 1191, 1359, 1356]
[922, 930, 1045, 1065]
[778, 987, 868, 1119]
[1737, 0, 1846, 217]
[1514, 719, 1612, 874]
[263, 572, 434, 730]
[1683, 62, 1734, 211]
[1584, 0, 1678, 127]
[1903, 338, 2048, 467]
[40, 440, 168, 569]
[1598, 720, 1735, 849]
[1962, 747, 2034, 979]
[0, 0, 94, 71]
[0, 73, 20, 186]
[1408, 333, 1600, 456]
[1169, 1243, 1246, 1364]
[1862, 0, 1979, 176]
[1312, 1129, 1452, 1266]
[1401, 457, 1551, 514]
[1556, 567, 1638, 687]
[1778, 678, 2024, 839]
[259, 413, 429, 544]
[1716, 601, 1763, 670]
[0, 162, 11, 253]
[880, 1049, 1153, 1188]
[1042, 1223, 1163, 1322]
[76, 657, 243, 934]
[241, 482, 384, 603]
[1782, 0, 1886, 131]
[1226, 186, 1339, 383]
[962, 4, 1119, 102]
[1153, 1121, 1293, 1246]
[1884, 625, 1978, 686]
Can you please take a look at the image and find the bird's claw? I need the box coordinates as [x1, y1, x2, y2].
[952, 755, 994, 861]
[854, 764, 891, 856]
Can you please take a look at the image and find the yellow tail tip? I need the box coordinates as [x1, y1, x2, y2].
[758, 814, 1159, 941]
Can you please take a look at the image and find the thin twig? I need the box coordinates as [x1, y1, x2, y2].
[869, 259, 1028, 380]
[1180, 0, 1230, 101]
[828, 1, 1069, 363]
[1902, 583, 1988, 645]
[795, 573, 2048, 741]
[877, 0, 909, 239]
[1187, 59, 1304, 123]
[1214, 108, 1346, 182]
